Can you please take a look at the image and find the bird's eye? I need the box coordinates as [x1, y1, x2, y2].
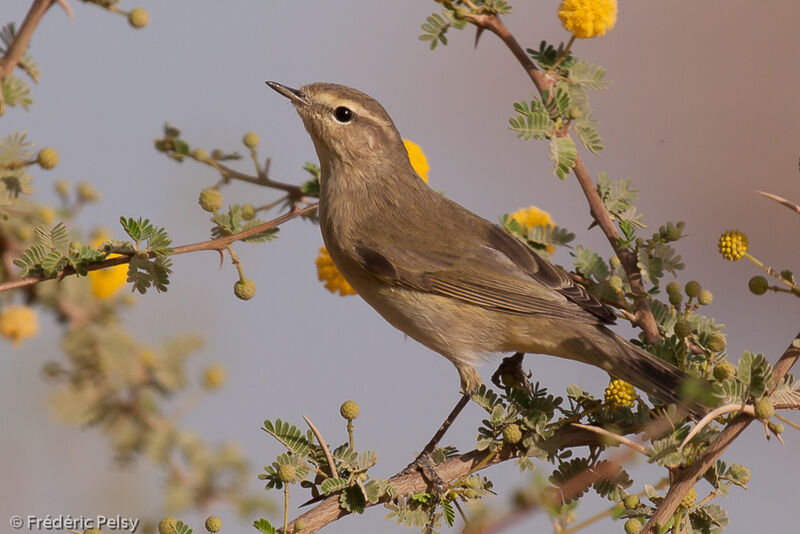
[334, 106, 353, 123]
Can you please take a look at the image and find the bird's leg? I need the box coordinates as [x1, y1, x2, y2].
[491, 352, 532, 391]
[402, 393, 471, 497]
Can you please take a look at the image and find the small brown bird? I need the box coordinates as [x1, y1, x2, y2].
[267, 81, 705, 418]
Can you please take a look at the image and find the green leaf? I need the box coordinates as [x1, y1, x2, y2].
[127, 254, 172, 294]
[442, 500, 456, 527]
[527, 41, 573, 70]
[2, 75, 33, 111]
[252, 518, 276, 534]
[339, 485, 367, 514]
[300, 177, 320, 195]
[509, 100, 554, 141]
[174, 521, 193, 534]
[320, 477, 350, 495]
[592, 461, 633, 502]
[574, 118, 603, 154]
[0, 131, 33, 165]
[737, 351, 773, 398]
[13, 244, 48, 276]
[549, 136, 577, 179]
[262, 419, 315, 460]
[573, 245, 609, 282]
[565, 60, 608, 90]
[549, 457, 591, 503]
[240, 221, 280, 243]
[712, 379, 747, 405]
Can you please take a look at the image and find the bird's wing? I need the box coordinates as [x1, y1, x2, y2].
[355, 221, 615, 325]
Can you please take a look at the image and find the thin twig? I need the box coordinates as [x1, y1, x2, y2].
[0, 202, 318, 293]
[303, 415, 338, 479]
[678, 403, 754, 450]
[0, 0, 57, 81]
[756, 190, 800, 215]
[571, 423, 648, 455]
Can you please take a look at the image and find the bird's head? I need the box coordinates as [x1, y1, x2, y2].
[266, 81, 406, 169]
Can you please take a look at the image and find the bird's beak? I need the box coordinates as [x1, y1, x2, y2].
[265, 81, 308, 106]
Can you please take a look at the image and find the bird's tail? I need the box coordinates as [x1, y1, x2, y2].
[593, 327, 710, 420]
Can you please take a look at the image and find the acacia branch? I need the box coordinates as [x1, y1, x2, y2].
[463, 13, 659, 342]
[279, 424, 621, 534]
[0, 202, 318, 293]
[643, 332, 800, 533]
[0, 0, 57, 81]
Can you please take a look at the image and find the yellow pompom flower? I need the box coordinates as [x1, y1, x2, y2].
[202, 364, 226, 390]
[558, 0, 618, 39]
[0, 305, 39, 346]
[509, 205, 556, 255]
[604, 378, 636, 408]
[316, 246, 357, 296]
[88, 230, 128, 299]
[718, 230, 748, 261]
[403, 139, 429, 183]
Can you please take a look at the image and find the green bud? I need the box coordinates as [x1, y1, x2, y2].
[502, 423, 522, 444]
[685, 281, 702, 298]
[608, 275, 623, 291]
[665, 223, 682, 241]
[754, 397, 775, 420]
[624, 518, 642, 534]
[668, 291, 683, 307]
[277, 464, 296, 483]
[199, 188, 223, 212]
[204, 516, 222, 533]
[666, 281, 681, 295]
[713, 360, 736, 381]
[674, 318, 692, 338]
[234, 278, 256, 300]
[698, 289, 713, 305]
[192, 148, 208, 161]
[340, 400, 360, 420]
[243, 132, 260, 149]
[623, 495, 639, 510]
[706, 333, 726, 352]
[609, 256, 621, 269]
[748, 276, 769, 295]
[241, 204, 256, 220]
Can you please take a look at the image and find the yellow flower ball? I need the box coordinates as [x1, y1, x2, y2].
[718, 230, 748, 261]
[403, 139, 429, 183]
[315, 246, 357, 296]
[202, 364, 226, 390]
[509, 205, 556, 255]
[0, 305, 39, 346]
[88, 230, 128, 299]
[604, 378, 636, 408]
[558, 0, 618, 39]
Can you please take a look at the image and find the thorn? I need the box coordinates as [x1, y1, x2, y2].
[474, 26, 485, 49]
[217, 249, 225, 270]
[57, 0, 75, 20]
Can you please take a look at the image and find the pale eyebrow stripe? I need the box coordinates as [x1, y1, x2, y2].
[315, 94, 390, 127]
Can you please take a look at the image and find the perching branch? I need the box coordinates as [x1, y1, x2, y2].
[278, 423, 635, 534]
[463, 12, 660, 343]
[0, 202, 318, 293]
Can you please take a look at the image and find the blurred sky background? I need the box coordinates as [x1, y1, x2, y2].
[2, 1, 800, 533]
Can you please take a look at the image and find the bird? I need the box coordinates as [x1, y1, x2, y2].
[266, 81, 707, 420]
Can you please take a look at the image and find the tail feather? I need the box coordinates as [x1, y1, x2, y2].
[597, 327, 709, 419]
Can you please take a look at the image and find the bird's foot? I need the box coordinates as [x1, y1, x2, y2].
[401, 451, 447, 501]
[491, 352, 532, 391]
